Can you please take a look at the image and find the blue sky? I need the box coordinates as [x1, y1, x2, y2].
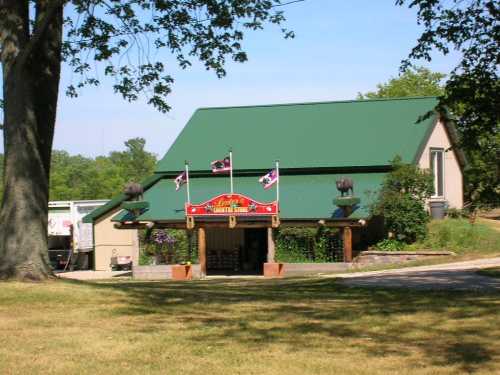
[1, 0, 460, 158]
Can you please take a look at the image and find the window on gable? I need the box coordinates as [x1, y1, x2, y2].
[430, 148, 444, 198]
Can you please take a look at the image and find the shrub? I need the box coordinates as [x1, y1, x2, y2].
[446, 207, 469, 219]
[374, 239, 406, 251]
[381, 156, 434, 201]
[382, 193, 430, 242]
[372, 156, 434, 243]
[275, 227, 343, 263]
[139, 251, 153, 266]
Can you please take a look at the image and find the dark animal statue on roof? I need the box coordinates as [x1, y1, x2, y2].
[336, 177, 354, 197]
[124, 182, 144, 201]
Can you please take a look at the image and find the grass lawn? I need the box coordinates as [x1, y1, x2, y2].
[1, 278, 499, 375]
[407, 218, 500, 256]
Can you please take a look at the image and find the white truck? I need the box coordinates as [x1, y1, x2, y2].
[48, 200, 108, 270]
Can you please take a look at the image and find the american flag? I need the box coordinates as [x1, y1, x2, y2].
[259, 169, 278, 189]
[174, 171, 187, 191]
[211, 156, 231, 173]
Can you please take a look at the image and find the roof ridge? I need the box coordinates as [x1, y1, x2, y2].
[197, 96, 439, 111]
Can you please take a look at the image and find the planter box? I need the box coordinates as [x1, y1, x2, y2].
[171, 264, 193, 281]
[264, 262, 285, 278]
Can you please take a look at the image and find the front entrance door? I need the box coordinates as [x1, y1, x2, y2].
[206, 228, 244, 275]
[242, 229, 268, 274]
[204, 228, 268, 275]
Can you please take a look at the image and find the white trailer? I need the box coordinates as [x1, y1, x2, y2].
[48, 200, 108, 270]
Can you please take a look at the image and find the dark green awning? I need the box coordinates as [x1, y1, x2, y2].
[112, 172, 386, 222]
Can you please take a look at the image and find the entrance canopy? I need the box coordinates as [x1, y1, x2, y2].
[111, 172, 386, 224]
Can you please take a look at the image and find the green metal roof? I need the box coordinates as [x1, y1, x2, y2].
[156, 97, 439, 173]
[112, 172, 387, 222]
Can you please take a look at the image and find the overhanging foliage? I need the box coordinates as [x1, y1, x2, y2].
[63, 0, 294, 112]
[397, 0, 499, 208]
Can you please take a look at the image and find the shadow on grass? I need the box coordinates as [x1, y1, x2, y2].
[63, 277, 500, 373]
[477, 267, 500, 279]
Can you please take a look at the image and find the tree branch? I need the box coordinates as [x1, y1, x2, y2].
[15, 0, 67, 68]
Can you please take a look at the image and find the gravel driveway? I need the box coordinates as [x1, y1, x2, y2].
[330, 257, 500, 291]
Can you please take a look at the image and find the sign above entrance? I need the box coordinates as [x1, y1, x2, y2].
[186, 194, 278, 217]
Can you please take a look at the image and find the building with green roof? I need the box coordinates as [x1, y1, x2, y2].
[84, 97, 464, 276]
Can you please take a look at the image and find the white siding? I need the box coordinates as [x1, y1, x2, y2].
[418, 119, 463, 208]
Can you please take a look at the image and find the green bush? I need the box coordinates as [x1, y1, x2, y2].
[445, 207, 470, 219]
[275, 227, 343, 263]
[382, 193, 430, 242]
[374, 239, 406, 251]
[372, 156, 434, 244]
[139, 251, 153, 266]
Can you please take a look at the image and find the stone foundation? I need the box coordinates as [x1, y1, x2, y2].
[354, 251, 455, 265]
[133, 263, 351, 279]
[283, 262, 351, 276]
[133, 264, 201, 280]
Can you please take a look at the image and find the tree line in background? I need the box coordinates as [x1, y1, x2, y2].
[0, 138, 156, 203]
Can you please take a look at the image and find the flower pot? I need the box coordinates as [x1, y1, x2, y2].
[171, 264, 193, 280]
[263, 262, 285, 278]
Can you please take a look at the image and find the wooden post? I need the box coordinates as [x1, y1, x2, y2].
[131, 229, 140, 268]
[187, 230, 192, 262]
[267, 227, 275, 263]
[343, 226, 352, 262]
[198, 227, 207, 278]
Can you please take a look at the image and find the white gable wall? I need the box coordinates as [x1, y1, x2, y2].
[418, 119, 463, 209]
[94, 208, 139, 270]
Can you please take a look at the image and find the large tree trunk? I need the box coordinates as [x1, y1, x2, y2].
[0, 1, 63, 280]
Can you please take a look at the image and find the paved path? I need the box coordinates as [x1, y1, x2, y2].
[329, 257, 500, 291]
[57, 258, 500, 290]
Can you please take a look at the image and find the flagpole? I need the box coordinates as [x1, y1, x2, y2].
[229, 149, 234, 194]
[185, 161, 191, 203]
[276, 159, 280, 204]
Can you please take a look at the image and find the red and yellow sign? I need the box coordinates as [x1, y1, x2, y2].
[186, 194, 278, 216]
